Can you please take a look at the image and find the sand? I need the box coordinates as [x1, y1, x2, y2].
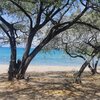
[0, 64, 91, 74]
[0, 64, 100, 100]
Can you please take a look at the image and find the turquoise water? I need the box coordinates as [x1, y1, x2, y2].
[0, 47, 84, 66]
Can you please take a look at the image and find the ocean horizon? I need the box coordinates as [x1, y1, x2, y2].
[0, 47, 84, 66]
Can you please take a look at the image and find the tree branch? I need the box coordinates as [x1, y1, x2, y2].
[40, 0, 70, 27]
[9, 0, 33, 29]
[76, 21, 100, 31]
[0, 24, 11, 39]
[66, 50, 86, 60]
[36, 1, 43, 26]
[0, 16, 11, 28]
[56, 6, 89, 34]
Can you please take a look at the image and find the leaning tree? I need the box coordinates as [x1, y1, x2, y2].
[0, 0, 100, 81]
[63, 28, 100, 83]
[43, 3, 100, 83]
[62, 9, 100, 83]
[45, 22, 100, 83]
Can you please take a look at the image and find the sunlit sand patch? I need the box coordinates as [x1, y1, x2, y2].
[43, 90, 71, 96]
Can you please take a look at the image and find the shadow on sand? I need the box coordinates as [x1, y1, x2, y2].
[0, 71, 100, 100]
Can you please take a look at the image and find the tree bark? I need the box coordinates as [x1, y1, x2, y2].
[88, 63, 95, 75]
[93, 58, 99, 74]
[88, 58, 99, 75]
[8, 29, 17, 81]
[75, 61, 89, 84]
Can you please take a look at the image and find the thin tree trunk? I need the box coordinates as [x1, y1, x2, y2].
[75, 61, 89, 84]
[89, 58, 99, 75]
[88, 63, 94, 75]
[74, 50, 97, 84]
[93, 58, 99, 74]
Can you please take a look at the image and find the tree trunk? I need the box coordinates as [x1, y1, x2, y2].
[16, 29, 38, 79]
[93, 58, 99, 74]
[88, 63, 95, 75]
[17, 32, 55, 79]
[88, 58, 99, 75]
[74, 61, 89, 84]
[17, 43, 48, 79]
[74, 51, 97, 84]
[8, 30, 17, 81]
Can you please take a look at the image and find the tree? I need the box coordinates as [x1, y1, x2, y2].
[0, 0, 100, 81]
[61, 13, 100, 83]
[0, 17, 17, 80]
[44, 9, 100, 83]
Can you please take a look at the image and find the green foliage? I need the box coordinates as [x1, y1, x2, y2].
[14, 23, 26, 30]
[0, 0, 34, 15]
[40, 0, 62, 6]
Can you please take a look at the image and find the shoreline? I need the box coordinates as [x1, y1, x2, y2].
[0, 64, 92, 74]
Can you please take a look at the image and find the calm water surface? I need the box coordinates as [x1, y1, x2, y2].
[0, 47, 84, 66]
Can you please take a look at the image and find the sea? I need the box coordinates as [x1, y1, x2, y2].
[0, 47, 84, 66]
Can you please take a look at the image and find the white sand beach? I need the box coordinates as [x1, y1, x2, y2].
[0, 64, 93, 74]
